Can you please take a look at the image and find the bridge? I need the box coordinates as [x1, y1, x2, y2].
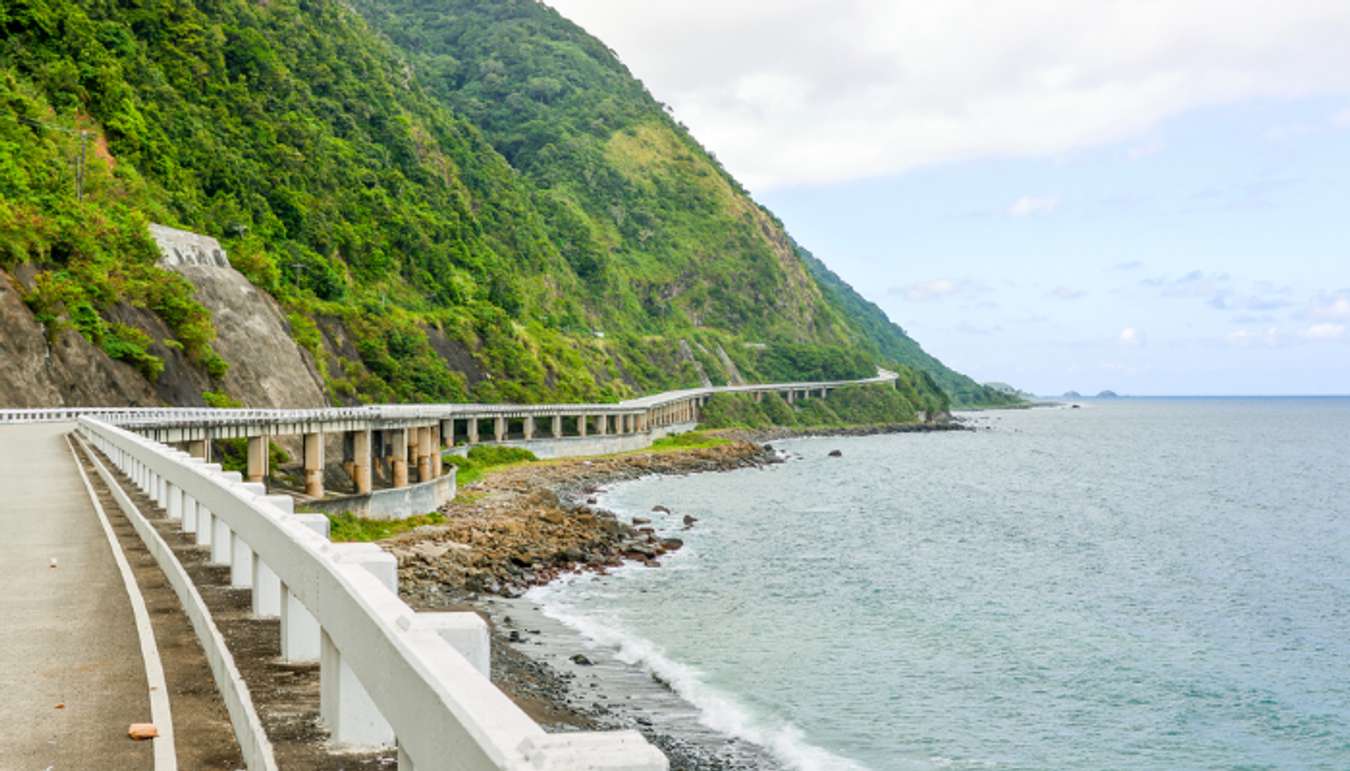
[0, 370, 898, 769]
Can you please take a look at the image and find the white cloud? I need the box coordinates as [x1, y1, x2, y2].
[1333, 108, 1350, 128]
[1227, 327, 1282, 347]
[1311, 290, 1350, 319]
[890, 278, 987, 302]
[1300, 323, 1346, 340]
[1049, 286, 1086, 300]
[1119, 326, 1142, 346]
[547, 0, 1350, 189]
[1008, 195, 1060, 217]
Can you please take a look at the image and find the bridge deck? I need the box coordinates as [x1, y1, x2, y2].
[0, 423, 154, 768]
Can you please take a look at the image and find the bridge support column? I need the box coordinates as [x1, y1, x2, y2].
[390, 429, 408, 488]
[523, 416, 535, 440]
[247, 435, 268, 485]
[321, 545, 398, 747]
[596, 414, 607, 436]
[440, 419, 453, 449]
[467, 418, 479, 444]
[493, 416, 506, 442]
[416, 426, 433, 483]
[188, 439, 209, 461]
[430, 424, 443, 479]
[552, 414, 563, 438]
[304, 432, 325, 498]
[351, 430, 372, 494]
[281, 514, 330, 659]
[578, 415, 588, 437]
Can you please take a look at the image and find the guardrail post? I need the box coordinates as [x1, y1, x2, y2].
[193, 463, 223, 544]
[229, 481, 267, 587]
[321, 544, 397, 747]
[397, 613, 490, 677]
[211, 471, 243, 566]
[250, 495, 292, 617]
[281, 514, 330, 661]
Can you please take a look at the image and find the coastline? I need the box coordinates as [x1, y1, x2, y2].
[384, 420, 955, 768]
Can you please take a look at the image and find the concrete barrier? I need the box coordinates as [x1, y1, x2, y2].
[77, 417, 668, 771]
[302, 468, 456, 521]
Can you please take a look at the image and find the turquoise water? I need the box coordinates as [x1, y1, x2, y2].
[529, 400, 1350, 769]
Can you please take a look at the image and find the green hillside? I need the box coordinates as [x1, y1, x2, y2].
[0, 0, 1011, 409]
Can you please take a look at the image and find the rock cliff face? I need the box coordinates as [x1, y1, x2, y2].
[0, 227, 326, 409]
[0, 270, 159, 408]
[149, 226, 326, 408]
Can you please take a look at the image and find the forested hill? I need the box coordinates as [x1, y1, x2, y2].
[0, 0, 1014, 409]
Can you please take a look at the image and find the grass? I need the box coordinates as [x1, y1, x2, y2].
[326, 511, 447, 542]
[444, 444, 539, 487]
[648, 431, 730, 451]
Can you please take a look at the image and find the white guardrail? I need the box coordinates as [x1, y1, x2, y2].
[1, 371, 897, 428]
[77, 417, 667, 770]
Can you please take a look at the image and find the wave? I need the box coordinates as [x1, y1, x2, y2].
[527, 578, 871, 771]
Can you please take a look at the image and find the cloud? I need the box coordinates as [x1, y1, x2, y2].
[1119, 326, 1142, 346]
[1008, 195, 1059, 217]
[1127, 140, 1163, 160]
[548, 0, 1350, 189]
[890, 278, 986, 302]
[1310, 290, 1350, 319]
[1049, 286, 1086, 300]
[1113, 260, 1145, 271]
[1300, 323, 1346, 340]
[956, 321, 1002, 336]
[1333, 108, 1350, 128]
[1227, 327, 1282, 347]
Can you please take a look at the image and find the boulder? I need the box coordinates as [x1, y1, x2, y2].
[828, 449, 843, 457]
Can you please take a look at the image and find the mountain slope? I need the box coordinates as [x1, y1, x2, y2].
[0, 0, 1007, 409]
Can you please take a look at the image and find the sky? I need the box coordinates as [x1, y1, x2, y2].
[546, 1, 1350, 395]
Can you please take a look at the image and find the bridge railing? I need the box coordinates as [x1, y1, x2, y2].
[76, 417, 667, 771]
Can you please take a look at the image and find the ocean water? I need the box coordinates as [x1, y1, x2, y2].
[526, 399, 1350, 770]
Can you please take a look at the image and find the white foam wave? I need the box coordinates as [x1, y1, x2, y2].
[527, 581, 871, 771]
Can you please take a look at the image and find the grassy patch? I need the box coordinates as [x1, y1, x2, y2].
[649, 431, 730, 451]
[326, 511, 447, 543]
[444, 444, 539, 487]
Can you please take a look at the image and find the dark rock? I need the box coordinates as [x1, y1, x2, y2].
[508, 630, 522, 643]
[632, 516, 651, 525]
[570, 653, 594, 666]
[659, 538, 684, 551]
[682, 514, 698, 526]
[652, 505, 671, 514]
[828, 449, 843, 457]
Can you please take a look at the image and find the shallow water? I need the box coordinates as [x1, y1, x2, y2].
[528, 400, 1350, 769]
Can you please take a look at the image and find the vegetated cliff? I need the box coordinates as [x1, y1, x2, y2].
[0, 0, 1016, 409]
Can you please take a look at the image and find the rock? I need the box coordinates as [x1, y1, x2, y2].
[570, 653, 594, 666]
[682, 514, 698, 526]
[48, 558, 57, 569]
[828, 449, 843, 457]
[508, 630, 522, 643]
[632, 516, 651, 525]
[127, 723, 158, 741]
[586, 497, 598, 504]
[635, 716, 653, 727]
[659, 538, 684, 552]
[652, 505, 671, 514]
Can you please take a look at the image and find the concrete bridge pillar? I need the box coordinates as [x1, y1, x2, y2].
[467, 418, 479, 444]
[596, 414, 607, 436]
[552, 414, 563, 438]
[525, 416, 537, 440]
[440, 419, 453, 449]
[390, 429, 408, 488]
[785, 390, 796, 404]
[304, 432, 325, 498]
[188, 439, 209, 460]
[430, 424, 443, 479]
[247, 435, 268, 485]
[416, 425, 433, 483]
[353, 429, 372, 495]
[578, 415, 588, 437]
[493, 416, 506, 442]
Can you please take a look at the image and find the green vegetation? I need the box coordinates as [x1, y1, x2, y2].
[1, 0, 1017, 407]
[444, 443, 538, 486]
[215, 438, 290, 475]
[698, 380, 946, 431]
[648, 431, 730, 451]
[326, 511, 446, 543]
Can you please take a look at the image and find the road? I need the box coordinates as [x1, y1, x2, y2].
[0, 423, 153, 768]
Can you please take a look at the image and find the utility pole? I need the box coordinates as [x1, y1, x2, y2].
[76, 131, 88, 201]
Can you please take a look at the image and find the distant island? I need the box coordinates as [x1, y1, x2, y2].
[1096, 390, 1120, 399]
[1062, 391, 1083, 399]
[1058, 390, 1121, 400]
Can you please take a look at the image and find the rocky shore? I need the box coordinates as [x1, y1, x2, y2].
[719, 415, 973, 444]
[383, 439, 780, 768]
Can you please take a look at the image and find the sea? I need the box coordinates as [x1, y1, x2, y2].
[505, 399, 1350, 769]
